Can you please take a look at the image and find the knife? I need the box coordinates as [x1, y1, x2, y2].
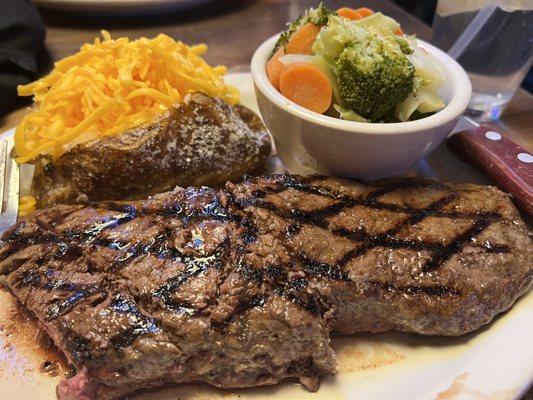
[447, 117, 533, 215]
[0, 136, 20, 234]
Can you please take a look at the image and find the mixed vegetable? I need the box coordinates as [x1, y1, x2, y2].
[267, 3, 446, 122]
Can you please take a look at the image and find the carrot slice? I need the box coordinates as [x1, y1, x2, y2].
[286, 22, 321, 55]
[279, 62, 332, 114]
[267, 47, 285, 90]
[337, 7, 362, 20]
[395, 27, 404, 36]
[354, 7, 374, 18]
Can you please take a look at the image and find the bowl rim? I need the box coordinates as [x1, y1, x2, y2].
[251, 33, 472, 135]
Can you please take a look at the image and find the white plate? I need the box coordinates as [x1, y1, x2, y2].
[33, 0, 217, 16]
[0, 72, 532, 400]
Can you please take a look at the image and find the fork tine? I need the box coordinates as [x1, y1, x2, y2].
[0, 140, 7, 211]
[0, 137, 19, 234]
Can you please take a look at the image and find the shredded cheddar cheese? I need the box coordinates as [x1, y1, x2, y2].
[15, 31, 239, 163]
[19, 195, 37, 217]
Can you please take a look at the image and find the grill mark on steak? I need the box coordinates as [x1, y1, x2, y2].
[249, 174, 502, 220]
[62, 205, 138, 244]
[17, 268, 43, 287]
[235, 193, 357, 230]
[213, 294, 268, 330]
[234, 259, 330, 317]
[237, 175, 509, 278]
[237, 262, 265, 285]
[4, 176, 511, 330]
[152, 243, 228, 313]
[60, 193, 231, 252]
[66, 334, 95, 363]
[299, 254, 350, 282]
[335, 194, 459, 267]
[277, 277, 326, 316]
[109, 294, 159, 349]
[241, 217, 259, 245]
[2, 175, 530, 400]
[423, 217, 494, 273]
[46, 286, 105, 321]
[286, 223, 301, 236]
[230, 177, 508, 315]
[17, 268, 77, 292]
[0, 224, 61, 263]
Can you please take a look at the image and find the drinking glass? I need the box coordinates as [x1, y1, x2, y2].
[431, 0, 533, 121]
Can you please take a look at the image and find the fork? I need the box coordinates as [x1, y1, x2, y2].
[0, 136, 19, 234]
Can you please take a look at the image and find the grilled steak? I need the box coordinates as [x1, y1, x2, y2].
[32, 93, 271, 208]
[1, 175, 531, 400]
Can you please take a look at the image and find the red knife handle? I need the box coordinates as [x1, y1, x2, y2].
[447, 125, 533, 215]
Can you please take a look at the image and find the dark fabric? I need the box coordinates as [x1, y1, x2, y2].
[0, 0, 45, 115]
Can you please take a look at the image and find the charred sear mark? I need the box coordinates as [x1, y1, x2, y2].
[60, 208, 137, 244]
[17, 268, 42, 287]
[241, 217, 258, 245]
[299, 254, 350, 282]
[162, 203, 184, 216]
[183, 195, 232, 224]
[53, 242, 84, 261]
[251, 189, 266, 198]
[266, 265, 284, 280]
[152, 245, 227, 312]
[160, 299, 197, 316]
[287, 277, 307, 290]
[0, 226, 61, 263]
[238, 175, 508, 279]
[238, 262, 264, 284]
[282, 291, 323, 315]
[334, 194, 459, 267]
[18, 265, 81, 292]
[43, 269, 79, 291]
[277, 277, 326, 315]
[423, 218, 494, 273]
[286, 223, 301, 236]
[45, 286, 104, 321]
[236, 260, 327, 316]
[75, 206, 138, 244]
[483, 243, 510, 253]
[109, 294, 159, 349]
[213, 294, 267, 330]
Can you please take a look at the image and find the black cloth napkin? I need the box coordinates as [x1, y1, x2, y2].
[0, 0, 45, 116]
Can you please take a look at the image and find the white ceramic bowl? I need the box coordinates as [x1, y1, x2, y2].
[251, 34, 472, 180]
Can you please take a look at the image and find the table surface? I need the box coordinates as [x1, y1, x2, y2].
[0, 0, 531, 398]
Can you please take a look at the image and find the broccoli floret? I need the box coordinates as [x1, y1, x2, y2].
[333, 35, 415, 122]
[274, 3, 335, 53]
[393, 36, 413, 54]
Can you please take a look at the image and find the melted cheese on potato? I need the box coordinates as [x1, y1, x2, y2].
[15, 31, 239, 163]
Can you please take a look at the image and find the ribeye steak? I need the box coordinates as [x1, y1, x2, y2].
[1, 175, 531, 400]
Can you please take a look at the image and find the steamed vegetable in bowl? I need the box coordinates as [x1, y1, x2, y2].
[267, 3, 446, 122]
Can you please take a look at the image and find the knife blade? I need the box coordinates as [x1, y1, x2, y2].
[447, 116, 533, 215]
[0, 136, 20, 234]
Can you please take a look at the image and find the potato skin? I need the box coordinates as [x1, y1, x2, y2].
[32, 93, 271, 207]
